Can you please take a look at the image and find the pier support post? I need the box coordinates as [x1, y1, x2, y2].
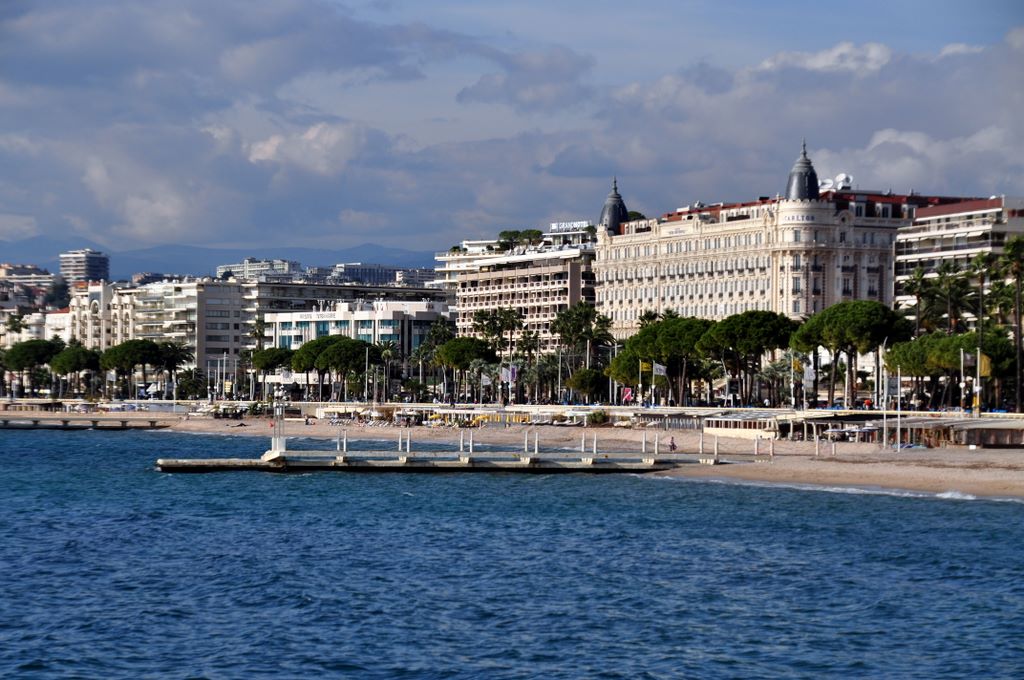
[344, 430, 348, 453]
[533, 431, 539, 455]
[406, 431, 411, 454]
[524, 431, 529, 454]
[815, 437, 820, 457]
[831, 441, 836, 457]
[460, 430, 464, 453]
[754, 438, 759, 456]
[699, 432, 704, 455]
[581, 433, 586, 453]
[642, 432, 647, 454]
[714, 436, 719, 456]
[769, 439, 775, 460]
[592, 433, 597, 456]
[398, 430, 403, 452]
[655, 436, 660, 455]
[469, 430, 474, 454]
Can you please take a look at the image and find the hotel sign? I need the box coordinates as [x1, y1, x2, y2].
[549, 220, 591, 233]
[783, 214, 817, 222]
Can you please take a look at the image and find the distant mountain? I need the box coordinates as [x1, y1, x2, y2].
[0, 239, 437, 280]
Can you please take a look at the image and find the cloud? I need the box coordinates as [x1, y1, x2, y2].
[0, 1, 1020, 258]
[248, 122, 369, 176]
[0, 213, 39, 240]
[757, 42, 892, 75]
[937, 43, 985, 58]
[457, 45, 594, 112]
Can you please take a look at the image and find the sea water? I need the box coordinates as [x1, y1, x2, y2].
[1, 430, 1022, 678]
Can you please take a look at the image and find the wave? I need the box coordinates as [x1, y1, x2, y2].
[658, 476, 1024, 504]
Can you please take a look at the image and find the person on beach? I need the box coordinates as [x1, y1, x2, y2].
[669, 436, 677, 452]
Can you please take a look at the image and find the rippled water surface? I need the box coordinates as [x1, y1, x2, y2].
[2, 430, 1023, 678]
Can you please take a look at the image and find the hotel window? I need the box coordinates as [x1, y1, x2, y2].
[793, 230, 802, 243]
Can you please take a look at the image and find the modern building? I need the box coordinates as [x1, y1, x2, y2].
[394, 268, 436, 287]
[329, 262, 403, 286]
[266, 300, 451, 356]
[215, 258, 302, 280]
[593, 143, 974, 338]
[60, 248, 109, 283]
[894, 196, 1024, 313]
[0, 263, 56, 289]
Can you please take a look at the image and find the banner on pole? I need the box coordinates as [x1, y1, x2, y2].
[652, 362, 667, 376]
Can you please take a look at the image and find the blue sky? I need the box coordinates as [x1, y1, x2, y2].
[0, 0, 1021, 253]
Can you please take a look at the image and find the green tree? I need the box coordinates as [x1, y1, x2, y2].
[696, 311, 796, 405]
[49, 344, 101, 397]
[157, 342, 194, 400]
[551, 302, 612, 371]
[814, 301, 910, 408]
[434, 337, 496, 400]
[316, 338, 376, 401]
[1000, 235, 1024, 411]
[566, 367, 604, 403]
[6, 339, 62, 396]
[292, 335, 347, 401]
[249, 316, 268, 351]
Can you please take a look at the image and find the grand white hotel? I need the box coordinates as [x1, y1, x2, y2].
[594, 144, 971, 338]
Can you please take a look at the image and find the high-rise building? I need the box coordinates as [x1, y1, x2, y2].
[60, 248, 109, 283]
[454, 223, 597, 354]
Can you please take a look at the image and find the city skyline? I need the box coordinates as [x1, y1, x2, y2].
[1, 1, 1021, 255]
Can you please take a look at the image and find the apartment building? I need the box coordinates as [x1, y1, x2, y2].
[215, 258, 302, 280]
[60, 249, 109, 283]
[894, 196, 1024, 310]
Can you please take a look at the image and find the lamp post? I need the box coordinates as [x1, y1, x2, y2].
[272, 385, 288, 452]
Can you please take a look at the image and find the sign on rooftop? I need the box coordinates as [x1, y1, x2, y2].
[548, 220, 591, 233]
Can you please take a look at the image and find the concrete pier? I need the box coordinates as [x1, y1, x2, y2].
[157, 449, 688, 474]
[1, 416, 169, 431]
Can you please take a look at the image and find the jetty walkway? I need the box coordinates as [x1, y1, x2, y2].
[0, 415, 171, 431]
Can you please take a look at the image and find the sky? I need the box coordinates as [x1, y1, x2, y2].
[1, 0, 1022, 254]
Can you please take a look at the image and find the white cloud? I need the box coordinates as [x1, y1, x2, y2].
[937, 43, 985, 58]
[758, 42, 892, 74]
[247, 122, 368, 176]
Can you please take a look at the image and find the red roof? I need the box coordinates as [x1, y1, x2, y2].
[915, 197, 1003, 219]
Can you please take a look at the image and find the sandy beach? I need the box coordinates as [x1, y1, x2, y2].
[144, 414, 1024, 500]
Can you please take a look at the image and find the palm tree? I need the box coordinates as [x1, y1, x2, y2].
[249, 317, 268, 351]
[1000, 235, 1024, 411]
[158, 342, 194, 400]
[931, 260, 974, 334]
[901, 267, 933, 336]
[376, 340, 399, 402]
[638, 310, 660, 328]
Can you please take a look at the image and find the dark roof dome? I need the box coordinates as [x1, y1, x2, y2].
[599, 178, 629, 234]
[785, 140, 820, 201]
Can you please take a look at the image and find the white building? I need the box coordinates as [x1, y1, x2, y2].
[895, 196, 1024, 315]
[60, 249, 109, 283]
[266, 300, 452, 358]
[593, 144, 974, 338]
[215, 258, 302, 280]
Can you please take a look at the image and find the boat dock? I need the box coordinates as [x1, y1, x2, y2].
[1, 416, 170, 431]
